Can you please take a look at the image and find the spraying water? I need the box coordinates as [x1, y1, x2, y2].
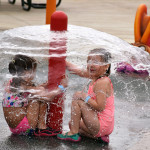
[0, 25, 150, 150]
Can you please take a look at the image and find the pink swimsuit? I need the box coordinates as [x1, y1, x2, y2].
[9, 116, 31, 135]
[3, 80, 31, 135]
[87, 77, 114, 137]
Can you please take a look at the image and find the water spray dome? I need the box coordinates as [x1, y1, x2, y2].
[1, 24, 150, 149]
[1, 25, 150, 72]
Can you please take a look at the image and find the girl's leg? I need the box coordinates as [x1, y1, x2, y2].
[38, 102, 47, 129]
[3, 107, 26, 129]
[79, 128, 95, 138]
[26, 100, 40, 129]
[79, 120, 97, 138]
[68, 100, 81, 135]
[69, 120, 94, 138]
[68, 99, 100, 136]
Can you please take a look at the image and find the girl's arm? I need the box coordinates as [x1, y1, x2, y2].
[66, 61, 89, 78]
[31, 87, 65, 102]
[27, 78, 68, 102]
[79, 79, 109, 111]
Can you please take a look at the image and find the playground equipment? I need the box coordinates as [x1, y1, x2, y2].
[46, 11, 68, 131]
[8, 0, 61, 11]
[133, 4, 150, 53]
[46, 0, 56, 24]
[117, 4, 150, 76]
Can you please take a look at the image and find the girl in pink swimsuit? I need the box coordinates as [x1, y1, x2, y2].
[3, 54, 67, 135]
[57, 48, 114, 143]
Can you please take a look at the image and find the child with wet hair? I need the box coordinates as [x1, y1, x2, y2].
[57, 48, 114, 143]
[3, 54, 67, 135]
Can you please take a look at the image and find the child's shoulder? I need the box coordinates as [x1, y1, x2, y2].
[94, 77, 112, 96]
[95, 77, 111, 87]
[97, 76, 110, 83]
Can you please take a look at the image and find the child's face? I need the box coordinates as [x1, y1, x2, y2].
[23, 69, 36, 82]
[87, 55, 109, 79]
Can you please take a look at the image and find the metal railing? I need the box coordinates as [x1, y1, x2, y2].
[8, 0, 61, 11]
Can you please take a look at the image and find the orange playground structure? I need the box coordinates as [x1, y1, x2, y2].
[133, 4, 150, 53]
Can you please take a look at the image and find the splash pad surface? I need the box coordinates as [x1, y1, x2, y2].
[0, 25, 150, 150]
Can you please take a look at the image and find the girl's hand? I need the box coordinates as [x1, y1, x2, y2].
[60, 75, 68, 88]
[28, 86, 47, 99]
[32, 86, 45, 95]
[39, 82, 48, 88]
[73, 91, 87, 101]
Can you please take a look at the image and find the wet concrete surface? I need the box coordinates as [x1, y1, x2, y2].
[0, 75, 150, 150]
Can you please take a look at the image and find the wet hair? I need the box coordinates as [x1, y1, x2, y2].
[9, 54, 37, 92]
[89, 48, 111, 77]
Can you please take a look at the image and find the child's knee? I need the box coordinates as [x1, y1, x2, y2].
[29, 100, 39, 107]
[40, 102, 47, 108]
[27, 100, 40, 114]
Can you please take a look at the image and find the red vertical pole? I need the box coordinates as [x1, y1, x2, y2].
[46, 11, 68, 131]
